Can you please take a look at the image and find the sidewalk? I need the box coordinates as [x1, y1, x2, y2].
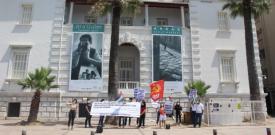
[0, 119, 275, 135]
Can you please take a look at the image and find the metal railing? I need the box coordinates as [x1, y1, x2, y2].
[118, 81, 139, 89]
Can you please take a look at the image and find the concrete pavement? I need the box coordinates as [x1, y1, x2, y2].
[0, 119, 275, 135]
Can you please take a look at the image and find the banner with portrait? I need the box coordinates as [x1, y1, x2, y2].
[69, 24, 104, 91]
[152, 26, 183, 92]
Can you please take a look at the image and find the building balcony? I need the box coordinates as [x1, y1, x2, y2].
[64, 0, 190, 28]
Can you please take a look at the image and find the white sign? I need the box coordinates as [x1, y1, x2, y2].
[134, 88, 145, 102]
[151, 99, 160, 109]
[165, 100, 173, 114]
[90, 101, 141, 117]
[188, 89, 197, 100]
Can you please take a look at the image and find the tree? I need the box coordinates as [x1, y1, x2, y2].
[91, 0, 142, 100]
[184, 80, 211, 99]
[223, 0, 270, 120]
[17, 67, 58, 123]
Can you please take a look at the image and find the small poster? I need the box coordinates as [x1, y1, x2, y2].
[164, 100, 173, 115]
[134, 88, 145, 102]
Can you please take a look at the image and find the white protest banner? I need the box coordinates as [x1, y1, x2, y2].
[164, 100, 173, 115]
[90, 101, 141, 117]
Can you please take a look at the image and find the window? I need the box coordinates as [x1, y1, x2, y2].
[156, 18, 168, 26]
[84, 15, 97, 23]
[119, 58, 134, 81]
[21, 4, 32, 24]
[220, 57, 235, 81]
[9, 47, 30, 79]
[218, 11, 230, 31]
[120, 17, 133, 26]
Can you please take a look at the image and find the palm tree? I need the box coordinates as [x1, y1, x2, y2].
[91, 0, 142, 100]
[184, 80, 211, 99]
[223, 0, 270, 120]
[17, 67, 58, 123]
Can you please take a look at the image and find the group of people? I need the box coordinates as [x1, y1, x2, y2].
[155, 101, 183, 128]
[191, 100, 204, 128]
[66, 97, 204, 130]
[66, 98, 104, 130]
[66, 97, 147, 130]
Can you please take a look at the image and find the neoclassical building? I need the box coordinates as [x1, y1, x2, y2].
[0, 0, 264, 123]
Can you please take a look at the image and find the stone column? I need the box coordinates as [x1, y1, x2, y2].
[107, 11, 111, 25]
[181, 6, 185, 28]
[68, 2, 74, 24]
[145, 4, 149, 26]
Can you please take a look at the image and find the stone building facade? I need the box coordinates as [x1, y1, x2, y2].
[0, 0, 265, 123]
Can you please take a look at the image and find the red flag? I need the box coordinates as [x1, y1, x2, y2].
[150, 80, 164, 101]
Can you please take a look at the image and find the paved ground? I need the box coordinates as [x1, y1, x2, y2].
[0, 119, 275, 135]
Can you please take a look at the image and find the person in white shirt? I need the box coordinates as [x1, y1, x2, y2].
[191, 102, 197, 127]
[194, 100, 204, 128]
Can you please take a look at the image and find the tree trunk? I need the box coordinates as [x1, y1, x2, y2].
[27, 90, 41, 123]
[108, 0, 121, 100]
[243, 0, 264, 121]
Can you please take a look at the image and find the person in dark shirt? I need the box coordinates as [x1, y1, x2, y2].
[84, 98, 92, 128]
[138, 100, 146, 128]
[98, 99, 105, 127]
[174, 101, 182, 124]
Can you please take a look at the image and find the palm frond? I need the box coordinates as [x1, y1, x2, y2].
[223, 0, 271, 18]
[121, 0, 143, 16]
[17, 67, 58, 92]
[222, 0, 243, 18]
[90, 0, 142, 17]
[89, 0, 112, 17]
[184, 80, 211, 97]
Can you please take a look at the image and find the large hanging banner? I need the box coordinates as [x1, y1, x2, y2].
[69, 24, 104, 91]
[152, 26, 183, 92]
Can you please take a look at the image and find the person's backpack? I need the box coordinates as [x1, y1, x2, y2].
[96, 125, 103, 133]
[165, 124, 170, 129]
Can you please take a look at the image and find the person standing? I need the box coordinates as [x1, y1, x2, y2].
[138, 100, 146, 128]
[98, 99, 105, 127]
[127, 97, 134, 126]
[84, 98, 92, 128]
[174, 101, 182, 124]
[159, 104, 166, 128]
[67, 99, 78, 130]
[155, 101, 160, 126]
[191, 102, 197, 127]
[194, 100, 204, 128]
